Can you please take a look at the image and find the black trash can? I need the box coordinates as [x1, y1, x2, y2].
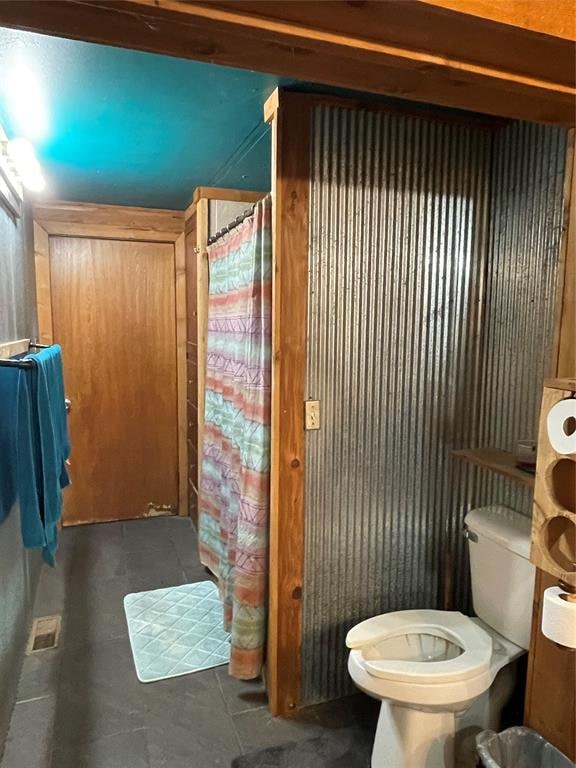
[476, 727, 574, 768]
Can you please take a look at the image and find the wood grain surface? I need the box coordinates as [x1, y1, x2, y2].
[49, 236, 178, 525]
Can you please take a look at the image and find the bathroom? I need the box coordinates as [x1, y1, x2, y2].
[0, 4, 574, 768]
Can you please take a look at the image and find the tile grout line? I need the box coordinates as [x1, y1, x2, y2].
[215, 670, 246, 755]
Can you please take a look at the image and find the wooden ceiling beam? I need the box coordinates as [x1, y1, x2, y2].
[0, 0, 573, 125]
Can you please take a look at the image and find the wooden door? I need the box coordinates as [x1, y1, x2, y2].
[49, 236, 179, 525]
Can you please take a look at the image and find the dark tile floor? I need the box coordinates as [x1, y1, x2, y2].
[1, 517, 376, 768]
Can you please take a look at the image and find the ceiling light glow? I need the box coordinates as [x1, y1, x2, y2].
[3, 59, 49, 142]
[8, 138, 46, 193]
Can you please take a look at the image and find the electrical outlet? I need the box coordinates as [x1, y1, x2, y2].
[305, 400, 320, 430]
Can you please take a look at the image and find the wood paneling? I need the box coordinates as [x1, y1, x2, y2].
[49, 236, 178, 525]
[267, 91, 311, 716]
[0, 0, 573, 125]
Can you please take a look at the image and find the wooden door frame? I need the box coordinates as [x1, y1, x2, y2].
[33, 201, 189, 518]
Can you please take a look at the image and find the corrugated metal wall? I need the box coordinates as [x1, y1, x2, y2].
[302, 104, 568, 704]
[477, 122, 567, 512]
[450, 122, 567, 609]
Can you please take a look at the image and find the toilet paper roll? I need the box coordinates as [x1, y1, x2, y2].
[546, 398, 576, 455]
[541, 586, 576, 649]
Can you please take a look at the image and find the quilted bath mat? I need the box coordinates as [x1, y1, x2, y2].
[124, 581, 230, 683]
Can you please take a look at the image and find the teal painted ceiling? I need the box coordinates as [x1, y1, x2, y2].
[0, 28, 291, 209]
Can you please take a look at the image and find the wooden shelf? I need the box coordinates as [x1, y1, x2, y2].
[452, 447, 535, 489]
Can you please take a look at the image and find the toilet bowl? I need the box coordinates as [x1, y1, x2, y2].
[346, 506, 535, 768]
[347, 610, 524, 767]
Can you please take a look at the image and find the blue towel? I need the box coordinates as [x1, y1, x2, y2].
[0, 363, 45, 549]
[0, 345, 71, 565]
[33, 345, 71, 564]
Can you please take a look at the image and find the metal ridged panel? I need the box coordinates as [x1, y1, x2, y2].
[450, 123, 568, 608]
[479, 121, 567, 507]
[303, 104, 492, 704]
[302, 105, 568, 705]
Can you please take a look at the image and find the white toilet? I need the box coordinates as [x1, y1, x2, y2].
[346, 505, 535, 768]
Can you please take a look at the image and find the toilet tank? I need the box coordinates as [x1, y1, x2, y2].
[465, 505, 535, 650]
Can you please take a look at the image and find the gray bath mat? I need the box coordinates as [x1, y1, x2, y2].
[124, 581, 230, 682]
[231, 733, 371, 768]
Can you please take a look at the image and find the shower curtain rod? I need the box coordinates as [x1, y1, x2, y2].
[207, 203, 257, 246]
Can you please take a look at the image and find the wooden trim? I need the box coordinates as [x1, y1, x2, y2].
[263, 89, 279, 125]
[191, 186, 266, 207]
[0, 338, 30, 357]
[33, 222, 54, 345]
[195, 197, 209, 493]
[267, 91, 311, 716]
[0, 1, 573, 125]
[174, 232, 188, 516]
[33, 201, 184, 242]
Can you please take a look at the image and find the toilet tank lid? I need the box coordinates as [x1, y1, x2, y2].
[465, 506, 532, 559]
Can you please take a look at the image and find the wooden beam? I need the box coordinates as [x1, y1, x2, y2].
[191, 187, 266, 206]
[33, 201, 184, 242]
[0, 1, 573, 125]
[267, 91, 310, 716]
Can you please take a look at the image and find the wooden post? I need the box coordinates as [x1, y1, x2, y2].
[266, 90, 311, 716]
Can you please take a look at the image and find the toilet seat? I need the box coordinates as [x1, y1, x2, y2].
[347, 610, 492, 685]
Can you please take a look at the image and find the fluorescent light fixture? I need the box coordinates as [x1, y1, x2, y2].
[8, 138, 46, 193]
[3, 60, 49, 142]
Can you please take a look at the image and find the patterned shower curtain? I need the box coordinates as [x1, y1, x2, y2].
[199, 196, 272, 680]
